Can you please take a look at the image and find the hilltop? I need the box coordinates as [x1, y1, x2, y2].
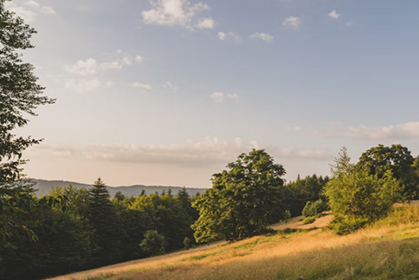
[32, 179, 207, 197]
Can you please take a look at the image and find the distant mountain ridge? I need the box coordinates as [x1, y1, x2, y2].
[33, 179, 207, 198]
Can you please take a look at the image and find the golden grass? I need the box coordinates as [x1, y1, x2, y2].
[46, 205, 419, 280]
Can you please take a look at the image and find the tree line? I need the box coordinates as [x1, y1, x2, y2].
[1, 179, 199, 280]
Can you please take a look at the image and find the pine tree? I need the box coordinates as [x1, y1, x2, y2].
[86, 178, 122, 265]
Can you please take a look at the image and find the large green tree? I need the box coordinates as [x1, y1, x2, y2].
[355, 144, 419, 199]
[192, 149, 286, 243]
[1, 1, 54, 272]
[0, 0, 55, 182]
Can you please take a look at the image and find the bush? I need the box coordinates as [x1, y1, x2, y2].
[329, 215, 369, 235]
[302, 199, 328, 217]
[183, 237, 191, 250]
[303, 217, 316, 224]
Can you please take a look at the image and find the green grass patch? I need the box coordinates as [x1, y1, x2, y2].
[182, 251, 220, 261]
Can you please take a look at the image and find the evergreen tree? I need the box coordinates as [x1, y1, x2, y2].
[86, 178, 122, 265]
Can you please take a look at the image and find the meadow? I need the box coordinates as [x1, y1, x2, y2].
[47, 204, 419, 280]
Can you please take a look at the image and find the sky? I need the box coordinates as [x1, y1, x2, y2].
[5, 0, 419, 188]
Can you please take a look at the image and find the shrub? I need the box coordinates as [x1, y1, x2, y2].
[302, 199, 328, 217]
[303, 217, 316, 224]
[183, 237, 191, 250]
[329, 215, 369, 235]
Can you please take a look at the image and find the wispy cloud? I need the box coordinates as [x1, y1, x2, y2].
[142, 0, 210, 30]
[218, 31, 240, 41]
[282, 16, 301, 30]
[250, 32, 274, 42]
[293, 122, 419, 141]
[210, 92, 239, 103]
[132, 82, 152, 90]
[328, 10, 342, 19]
[197, 17, 215, 29]
[64, 79, 106, 93]
[66, 55, 140, 76]
[32, 137, 333, 168]
[66, 58, 98, 76]
[4, 1, 56, 22]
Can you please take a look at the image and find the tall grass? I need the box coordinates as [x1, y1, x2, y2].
[47, 204, 419, 280]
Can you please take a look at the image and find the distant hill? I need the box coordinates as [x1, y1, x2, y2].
[33, 179, 207, 198]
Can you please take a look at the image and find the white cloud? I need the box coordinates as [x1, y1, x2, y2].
[282, 16, 301, 30]
[34, 137, 332, 168]
[67, 54, 140, 75]
[4, 2, 37, 22]
[100, 61, 123, 70]
[294, 122, 419, 141]
[41, 6, 56, 15]
[197, 17, 215, 29]
[250, 32, 274, 42]
[218, 31, 240, 41]
[135, 56, 143, 63]
[162, 81, 177, 90]
[132, 82, 152, 90]
[142, 0, 209, 29]
[328, 10, 342, 19]
[67, 58, 98, 76]
[122, 57, 132, 65]
[24, 1, 40, 8]
[210, 92, 239, 103]
[218, 32, 227, 40]
[65, 79, 102, 93]
[5, 1, 56, 22]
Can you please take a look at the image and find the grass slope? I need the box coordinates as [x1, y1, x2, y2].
[47, 205, 419, 280]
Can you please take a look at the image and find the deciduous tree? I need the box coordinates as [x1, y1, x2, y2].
[192, 149, 286, 243]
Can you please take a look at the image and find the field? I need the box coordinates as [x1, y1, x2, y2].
[47, 205, 419, 280]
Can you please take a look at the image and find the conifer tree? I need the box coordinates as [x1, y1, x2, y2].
[86, 178, 122, 265]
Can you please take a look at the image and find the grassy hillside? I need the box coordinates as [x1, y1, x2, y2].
[33, 179, 206, 197]
[47, 204, 419, 280]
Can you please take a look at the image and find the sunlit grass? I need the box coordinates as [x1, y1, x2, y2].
[48, 204, 419, 280]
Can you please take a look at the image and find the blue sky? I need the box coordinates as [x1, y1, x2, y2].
[6, 0, 419, 187]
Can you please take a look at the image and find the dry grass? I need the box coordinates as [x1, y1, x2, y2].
[46, 205, 419, 280]
[270, 214, 334, 231]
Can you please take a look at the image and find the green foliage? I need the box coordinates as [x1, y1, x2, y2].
[302, 216, 316, 224]
[0, 0, 55, 183]
[302, 199, 328, 217]
[325, 148, 403, 234]
[139, 230, 166, 256]
[330, 147, 353, 177]
[329, 215, 369, 235]
[192, 149, 287, 243]
[356, 144, 419, 199]
[283, 210, 291, 225]
[183, 237, 191, 250]
[1, 3, 54, 276]
[284, 174, 329, 217]
[326, 170, 401, 222]
[86, 178, 123, 265]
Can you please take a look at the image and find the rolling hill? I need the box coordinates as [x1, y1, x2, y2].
[33, 179, 207, 197]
